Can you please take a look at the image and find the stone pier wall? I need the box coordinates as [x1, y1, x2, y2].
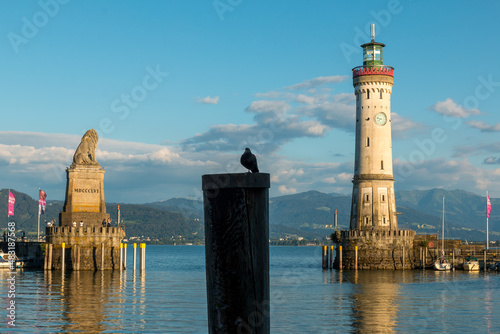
[46, 226, 125, 270]
[333, 229, 417, 270]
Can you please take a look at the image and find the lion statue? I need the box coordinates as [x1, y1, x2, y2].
[72, 129, 100, 166]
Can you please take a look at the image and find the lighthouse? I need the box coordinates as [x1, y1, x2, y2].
[350, 24, 398, 231]
[334, 24, 415, 270]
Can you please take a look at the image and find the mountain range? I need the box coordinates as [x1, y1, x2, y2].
[1, 188, 497, 243]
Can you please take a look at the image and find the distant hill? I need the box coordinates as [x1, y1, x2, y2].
[267, 189, 499, 241]
[1, 188, 497, 243]
[146, 197, 203, 220]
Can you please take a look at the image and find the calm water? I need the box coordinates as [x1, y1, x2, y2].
[1, 246, 500, 333]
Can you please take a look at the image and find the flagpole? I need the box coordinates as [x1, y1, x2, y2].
[7, 189, 9, 228]
[37, 188, 41, 242]
[487, 191, 489, 250]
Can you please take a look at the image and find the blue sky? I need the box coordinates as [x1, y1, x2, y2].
[0, 1, 499, 203]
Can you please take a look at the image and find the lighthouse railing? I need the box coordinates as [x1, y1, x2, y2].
[352, 65, 394, 78]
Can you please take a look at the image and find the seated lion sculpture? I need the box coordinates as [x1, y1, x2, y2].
[72, 129, 100, 166]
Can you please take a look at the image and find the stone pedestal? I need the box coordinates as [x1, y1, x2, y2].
[60, 165, 110, 227]
[203, 173, 270, 334]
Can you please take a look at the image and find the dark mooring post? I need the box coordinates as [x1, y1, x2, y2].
[203, 173, 270, 334]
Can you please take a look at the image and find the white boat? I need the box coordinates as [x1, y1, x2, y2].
[463, 257, 480, 271]
[0, 251, 12, 269]
[434, 256, 452, 271]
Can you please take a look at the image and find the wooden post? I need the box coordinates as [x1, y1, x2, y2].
[452, 249, 455, 271]
[140, 243, 146, 271]
[61, 242, 65, 271]
[44, 244, 48, 270]
[75, 245, 80, 271]
[101, 243, 105, 270]
[322, 245, 328, 269]
[203, 173, 270, 334]
[48, 244, 52, 270]
[133, 243, 137, 272]
[123, 243, 127, 270]
[425, 247, 428, 270]
[355, 245, 358, 270]
[329, 246, 334, 269]
[339, 245, 343, 270]
[402, 246, 405, 270]
[484, 249, 487, 271]
[120, 243, 123, 271]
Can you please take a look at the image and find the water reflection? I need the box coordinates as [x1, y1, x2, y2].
[350, 271, 405, 333]
[38, 270, 147, 334]
[324, 270, 413, 333]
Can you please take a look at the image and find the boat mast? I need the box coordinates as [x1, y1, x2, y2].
[442, 196, 445, 254]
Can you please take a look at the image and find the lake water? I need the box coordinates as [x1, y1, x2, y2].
[1, 245, 500, 333]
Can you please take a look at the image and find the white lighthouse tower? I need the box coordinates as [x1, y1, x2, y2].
[350, 24, 398, 231]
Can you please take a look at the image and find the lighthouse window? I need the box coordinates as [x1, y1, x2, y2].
[383, 217, 386, 224]
[382, 194, 385, 202]
[381, 160, 384, 170]
[367, 90, 370, 99]
[365, 194, 369, 202]
[365, 217, 369, 225]
[366, 137, 370, 147]
[380, 91, 383, 99]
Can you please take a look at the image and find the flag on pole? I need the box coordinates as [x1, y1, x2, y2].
[8, 191, 15, 216]
[39, 189, 47, 214]
[487, 193, 492, 218]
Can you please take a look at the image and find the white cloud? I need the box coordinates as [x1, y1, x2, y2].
[430, 98, 480, 118]
[286, 75, 348, 90]
[323, 177, 336, 184]
[391, 113, 424, 139]
[246, 100, 290, 115]
[466, 120, 500, 132]
[278, 185, 297, 195]
[197, 96, 219, 104]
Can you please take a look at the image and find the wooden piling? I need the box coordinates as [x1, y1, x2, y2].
[140, 243, 146, 271]
[202, 173, 270, 334]
[123, 243, 127, 270]
[403, 246, 405, 270]
[355, 245, 358, 270]
[452, 249, 455, 271]
[120, 243, 123, 271]
[48, 244, 52, 270]
[75, 245, 80, 271]
[322, 245, 328, 269]
[133, 243, 137, 272]
[101, 243, 105, 270]
[339, 245, 343, 270]
[329, 246, 334, 269]
[484, 249, 487, 271]
[61, 242, 65, 271]
[44, 244, 48, 270]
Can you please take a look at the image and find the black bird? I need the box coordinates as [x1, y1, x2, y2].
[240, 148, 259, 173]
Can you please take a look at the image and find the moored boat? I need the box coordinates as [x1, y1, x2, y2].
[0, 251, 12, 269]
[434, 256, 452, 271]
[463, 257, 480, 271]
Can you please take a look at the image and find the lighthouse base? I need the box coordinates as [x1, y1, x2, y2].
[333, 229, 416, 270]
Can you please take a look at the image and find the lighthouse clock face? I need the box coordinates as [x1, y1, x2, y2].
[375, 112, 387, 125]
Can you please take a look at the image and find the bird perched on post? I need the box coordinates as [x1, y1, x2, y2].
[240, 148, 259, 173]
